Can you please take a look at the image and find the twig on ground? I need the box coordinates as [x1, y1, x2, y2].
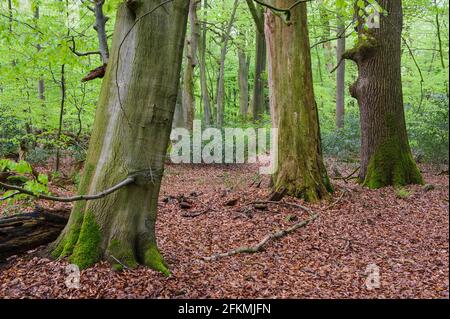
[332, 166, 360, 183]
[203, 189, 349, 261]
[203, 214, 318, 261]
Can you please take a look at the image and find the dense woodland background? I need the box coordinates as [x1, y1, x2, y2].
[0, 0, 448, 166]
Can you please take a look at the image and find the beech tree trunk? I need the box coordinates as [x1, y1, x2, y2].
[343, 0, 423, 188]
[238, 50, 250, 117]
[51, 1, 189, 275]
[265, 1, 332, 201]
[182, 0, 199, 131]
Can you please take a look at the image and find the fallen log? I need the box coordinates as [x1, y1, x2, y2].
[0, 207, 68, 261]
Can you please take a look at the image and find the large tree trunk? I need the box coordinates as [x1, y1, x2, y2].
[343, 0, 423, 188]
[238, 50, 250, 117]
[336, 15, 346, 129]
[265, 1, 332, 201]
[51, 1, 189, 275]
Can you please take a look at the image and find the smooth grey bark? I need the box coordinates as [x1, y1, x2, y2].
[182, 0, 199, 131]
[51, 1, 190, 273]
[93, 0, 110, 64]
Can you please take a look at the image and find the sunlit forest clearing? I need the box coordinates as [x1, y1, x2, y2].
[0, 0, 448, 299]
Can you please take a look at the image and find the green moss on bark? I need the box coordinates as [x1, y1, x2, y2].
[107, 239, 138, 269]
[363, 140, 424, 189]
[143, 244, 170, 277]
[69, 211, 102, 269]
[51, 164, 96, 259]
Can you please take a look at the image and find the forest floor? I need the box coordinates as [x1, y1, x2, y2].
[0, 159, 448, 299]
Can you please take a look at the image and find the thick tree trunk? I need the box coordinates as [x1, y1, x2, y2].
[238, 50, 250, 117]
[265, 1, 332, 201]
[0, 209, 68, 262]
[336, 16, 346, 129]
[343, 0, 423, 188]
[51, 1, 189, 274]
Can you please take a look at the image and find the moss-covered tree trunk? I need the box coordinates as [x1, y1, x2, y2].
[265, 1, 332, 202]
[51, 1, 189, 275]
[344, 0, 423, 188]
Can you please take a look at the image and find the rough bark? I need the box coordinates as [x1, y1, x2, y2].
[0, 209, 68, 262]
[51, 1, 189, 274]
[265, 1, 332, 202]
[343, 0, 423, 188]
[336, 16, 346, 129]
[238, 50, 250, 117]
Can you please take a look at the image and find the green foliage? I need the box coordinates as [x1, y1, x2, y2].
[0, 0, 448, 171]
[0, 158, 49, 203]
[407, 94, 449, 164]
[321, 108, 361, 161]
